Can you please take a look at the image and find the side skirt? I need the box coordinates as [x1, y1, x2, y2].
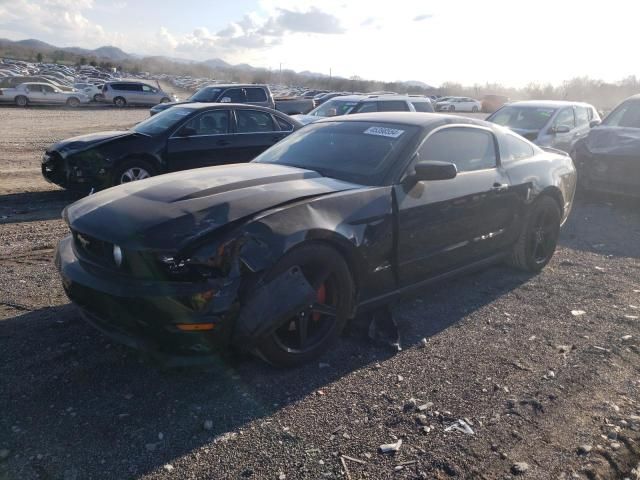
[355, 252, 507, 314]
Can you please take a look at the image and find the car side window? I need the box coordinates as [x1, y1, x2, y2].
[43, 85, 54, 93]
[246, 88, 267, 102]
[378, 100, 410, 112]
[236, 109, 275, 133]
[181, 110, 230, 136]
[411, 101, 433, 112]
[418, 127, 497, 172]
[353, 102, 378, 113]
[223, 88, 245, 102]
[275, 117, 294, 132]
[142, 85, 152, 92]
[554, 108, 575, 129]
[499, 133, 535, 163]
[575, 107, 589, 127]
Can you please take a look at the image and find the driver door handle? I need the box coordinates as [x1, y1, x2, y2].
[491, 183, 509, 192]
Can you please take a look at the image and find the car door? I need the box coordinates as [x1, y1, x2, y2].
[245, 87, 270, 107]
[220, 88, 246, 104]
[231, 109, 287, 161]
[26, 84, 46, 103]
[588, 100, 640, 193]
[395, 125, 516, 287]
[44, 85, 64, 104]
[573, 106, 591, 150]
[129, 84, 145, 104]
[166, 109, 235, 171]
[549, 107, 576, 152]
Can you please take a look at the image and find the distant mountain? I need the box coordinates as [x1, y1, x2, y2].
[202, 58, 231, 69]
[403, 80, 435, 89]
[14, 39, 56, 50]
[1, 38, 131, 62]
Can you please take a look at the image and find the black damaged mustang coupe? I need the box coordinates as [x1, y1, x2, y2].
[56, 113, 577, 366]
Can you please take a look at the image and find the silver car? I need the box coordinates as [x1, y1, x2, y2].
[102, 81, 176, 107]
[0, 82, 89, 107]
[487, 100, 601, 154]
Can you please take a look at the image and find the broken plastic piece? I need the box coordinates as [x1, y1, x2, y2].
[232, 266, 316, 347]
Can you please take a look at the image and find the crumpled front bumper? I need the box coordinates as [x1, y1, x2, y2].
[55, 235, 241, 360]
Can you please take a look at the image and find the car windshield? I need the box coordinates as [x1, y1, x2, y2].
[131, 107, 193, 136]
[602, 100, 640, 128]
[189, 87, 222, 102]
[253, 121, 419, 185]
[490, 106, 556, 130]
[308, 99, 360, 117]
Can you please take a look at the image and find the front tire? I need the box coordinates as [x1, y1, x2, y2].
[66, 97, 80, 107]
[93, 93, 104, 102]
[15, 95, 28, 107]
[449, 105, 456, 112]
[472, 106, 479, 112]
[508, 196, 561, 272]
[112, 159, 156, 186]
[255, 243, 354, 367]
[113, 96, 126, 108]
[160, 97, 170, 103]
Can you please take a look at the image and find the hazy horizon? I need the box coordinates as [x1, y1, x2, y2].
[1, 0, 638, 88]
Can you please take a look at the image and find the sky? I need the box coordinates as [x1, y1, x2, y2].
[0, 0, 638, 87]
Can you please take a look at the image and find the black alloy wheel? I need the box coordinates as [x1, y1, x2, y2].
[255, 243, 353, 367]
[509, 196, 561, 272]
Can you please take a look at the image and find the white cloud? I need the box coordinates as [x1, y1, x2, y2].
[0, 0, 122, 47]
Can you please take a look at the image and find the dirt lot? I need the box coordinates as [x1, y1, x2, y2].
[1, 106, 640, 480]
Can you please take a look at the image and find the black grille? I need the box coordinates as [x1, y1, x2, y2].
[73, 230, 115, 268]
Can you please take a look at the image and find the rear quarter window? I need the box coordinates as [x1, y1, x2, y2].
[411, 101, 433, 112]
[378, 100, 410, 112]
[499, 133, 535, 163]
[246, 88, 268, 102]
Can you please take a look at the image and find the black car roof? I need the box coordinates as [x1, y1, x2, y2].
[315, 112, 489, 128]
[171, 103, 303, 126]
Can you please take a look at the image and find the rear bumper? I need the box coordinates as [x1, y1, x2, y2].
[55, 235, 241, 359]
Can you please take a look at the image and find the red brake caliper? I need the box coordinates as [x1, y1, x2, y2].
[312, 284, 327, 321]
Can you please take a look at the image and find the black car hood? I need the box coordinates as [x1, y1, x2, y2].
[65, 163, 362, 250]
[51, 131, 135, 157]
[583, 127, 640, 156]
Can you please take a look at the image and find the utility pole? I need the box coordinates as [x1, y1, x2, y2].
[279, 62, 282, 85]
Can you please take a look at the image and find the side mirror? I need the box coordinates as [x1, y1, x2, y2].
[326, 108, 338, 117]
[178, 127, 197, 137]
[220, 97, 231, 103]
[414, 161, 457, 181]
[589, 120, 601, 128]
[552, 125, 571, 134]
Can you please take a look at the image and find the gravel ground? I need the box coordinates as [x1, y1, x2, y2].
[1, 107, 640, 480]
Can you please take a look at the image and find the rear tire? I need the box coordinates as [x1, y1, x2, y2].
[93, 93, 104, 102]
[508, 196, 561, 272]
[449, 105, 456, 112]
[254, 243, 354, 367]
[113, 96, 126, 108]
[472, 106, 479, 112]
[15, 95, 28, 107]
[112, 159, 156, 186]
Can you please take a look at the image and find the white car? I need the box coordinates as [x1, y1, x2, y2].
[73, 82, 104, 102]
[435, 97, 482, 112]
[1, 82, 90, 107]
